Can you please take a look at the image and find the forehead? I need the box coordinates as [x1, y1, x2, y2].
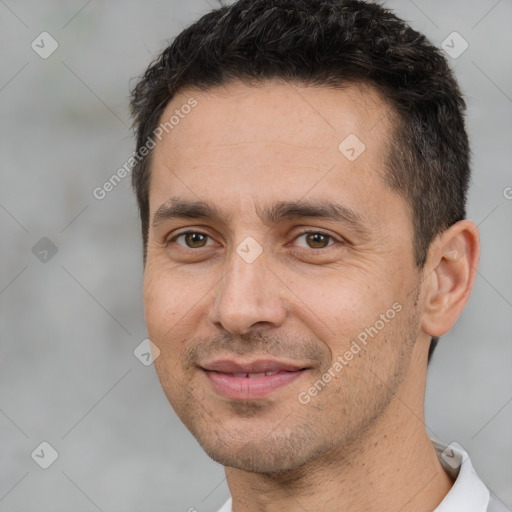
[148, 80, 400, 223]
[159, 79, 390, 155]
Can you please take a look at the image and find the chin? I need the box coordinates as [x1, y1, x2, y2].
[206, 447, 298, 473]
[192, 420, 333, 475]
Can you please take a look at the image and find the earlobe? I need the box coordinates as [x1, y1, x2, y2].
[421, 220, 480, 338]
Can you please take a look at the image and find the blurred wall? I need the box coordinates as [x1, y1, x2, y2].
[1, 1, 511, 510]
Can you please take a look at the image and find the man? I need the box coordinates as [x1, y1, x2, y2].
[129, 0, 506, 510]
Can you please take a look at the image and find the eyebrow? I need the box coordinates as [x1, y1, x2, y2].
[152, 197, 365, 230]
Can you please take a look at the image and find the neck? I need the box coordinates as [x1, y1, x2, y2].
[224, 345, 453, 512]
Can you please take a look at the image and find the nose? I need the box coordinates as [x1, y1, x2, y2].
[208, 246, 288, 335]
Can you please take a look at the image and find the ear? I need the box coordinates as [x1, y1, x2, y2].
[421, 220, 480, 338]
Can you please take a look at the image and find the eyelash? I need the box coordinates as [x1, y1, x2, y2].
[168, 229, 341, 250]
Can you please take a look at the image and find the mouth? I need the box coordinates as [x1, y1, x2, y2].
[200, 359, 310, 400]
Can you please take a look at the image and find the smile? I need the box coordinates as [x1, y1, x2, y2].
[200, 359, 309, 400]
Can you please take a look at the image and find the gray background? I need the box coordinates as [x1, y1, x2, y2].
[1, 0, 511, 510]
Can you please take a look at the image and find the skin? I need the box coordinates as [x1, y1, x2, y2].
[143, 80, 480, 511]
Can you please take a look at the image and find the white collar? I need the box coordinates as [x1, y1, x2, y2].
[432, 439, 489, 511]
[217, 440, 492, 512]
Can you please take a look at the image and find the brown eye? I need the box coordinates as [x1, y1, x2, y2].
[294, 231, 336, 249]
[173, 231, 212, 248]
[306, 233, 330, 248]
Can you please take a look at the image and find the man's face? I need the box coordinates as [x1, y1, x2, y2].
[144, 81, 424, 473]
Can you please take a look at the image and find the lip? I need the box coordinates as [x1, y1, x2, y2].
[200, 359, 309, 400]
[201, 359, 306, 374]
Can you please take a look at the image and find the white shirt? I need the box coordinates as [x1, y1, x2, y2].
[216, 440, 510, 512]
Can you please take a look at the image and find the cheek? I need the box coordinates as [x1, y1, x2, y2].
[143, 267, 189, 349]
[143, 273, 188, 401]
[143, 262, 217, 371]
[144, 280, 173, 336]
[288, 267, 396, 347]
